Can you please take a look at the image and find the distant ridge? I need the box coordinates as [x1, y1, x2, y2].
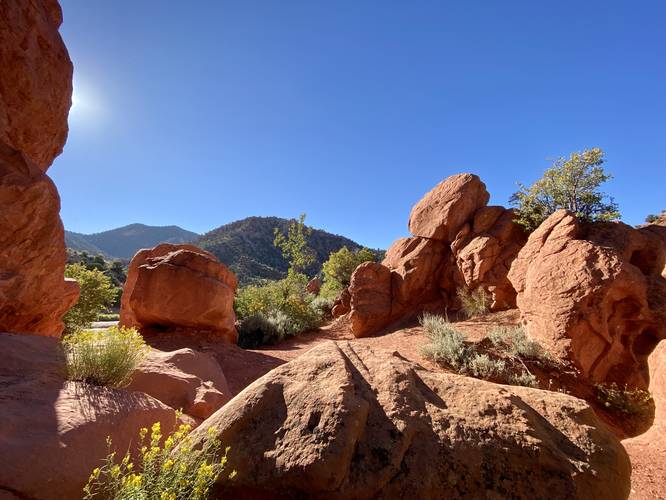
[65, 223, 199, 260]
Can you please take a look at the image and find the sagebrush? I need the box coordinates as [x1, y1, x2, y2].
[595, 383, 653, 416]
[63, 326, 148, 388]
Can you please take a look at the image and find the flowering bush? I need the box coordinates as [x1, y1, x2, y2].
[62, 326, 148, 388]
[84, 419, 235, 500]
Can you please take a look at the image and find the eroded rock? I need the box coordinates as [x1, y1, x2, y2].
[195, 341, 631, 499]
[120, 243, 238, 342]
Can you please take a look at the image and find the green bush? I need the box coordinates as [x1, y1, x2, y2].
[488, 326, 551, 363]
[84, 420, 235, 500]
[466, 353, 507, 378]
[64, 263, 118, 334]
[419, 313, 471, 369]
[510, 147, 620, 232]
[509, 371, 539, 388]
[320, 246, 376, 299]
[595, 383, 653, 415]
[63, 326, 148, 388]
[457, 287, 490, 319]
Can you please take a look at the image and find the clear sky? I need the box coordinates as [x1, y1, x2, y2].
[53, 1, 666, 249]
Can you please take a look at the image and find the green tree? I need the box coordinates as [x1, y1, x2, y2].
[320, 246, 376, 298]
[510, 147, 620, 232]
[63, 263, 117, 334]
[273, 213, 316, 274]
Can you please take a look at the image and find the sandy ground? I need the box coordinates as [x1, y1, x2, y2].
[141, 310, 663, 498]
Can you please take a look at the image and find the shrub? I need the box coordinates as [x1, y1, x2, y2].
[510, 147, 620, 232]
[309, 295, 335, 319]
[595, 383, 653, 415]
[63, 326, 148, 388]
[84, 420, 235, 500]
[63, 263, 118, 334]
[320, 246, 376, 299]
[419, 313, 471, 369]
[488, 326, 551, 363]
[457, 287, 490, 318]
[467, 353, 507, 379]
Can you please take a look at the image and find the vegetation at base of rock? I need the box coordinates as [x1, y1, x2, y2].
[595, 383, 653, 416]
[644, 210, 665, 224]
[488, 326, 552, 364]
[457, 287, 490, 318]
[510, 147, 620, 232]
[63, 263, 118, 334]
[419, 314, 544, 388]
[320, 246, 377, 299]
[84, 420, 235, 500]
[63, 326, 148, 388]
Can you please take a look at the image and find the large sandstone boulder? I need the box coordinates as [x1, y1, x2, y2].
[349, 262, 393, 337]
[0, 0, 72, 171]
[194, 342, 630, 499]
[347, 174, 526, 337]
[0, 0, 75, 337]
[126, 348, 232, 420]
[408, 173, 489, 242]
[508, 210, 666, 389]
[0, 143, 79, 336]
[0, 332, 176, 500]
[120, 244, 238, 342]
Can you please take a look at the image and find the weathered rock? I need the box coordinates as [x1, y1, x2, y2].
[195, 341, 631, 500]
[120, 244, 238, 342]
[0, 332, 176, 500]
[349, 262, 392, 337]
[306, 277, 321, 295]
[127, 348, 231, 420]
[0, 143, 79, 336]
[508, 210, 666, 389]
[331, 288, 351, 318]
[408, 173, 489, 242]
[0, 0, 73, 171]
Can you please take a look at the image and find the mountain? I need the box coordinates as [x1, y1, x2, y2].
[195, 216, 369, 285]
[65, 224, 200, 260]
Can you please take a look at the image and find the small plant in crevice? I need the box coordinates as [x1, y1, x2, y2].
[62, 326, 148, 388]
[595, 383, 653, 416]
[457, 287, 490, 319]
[83, 419, 235, 500]
[488, 326, 552, 364]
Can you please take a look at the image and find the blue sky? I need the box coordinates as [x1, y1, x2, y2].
[53, 1, 666, 249]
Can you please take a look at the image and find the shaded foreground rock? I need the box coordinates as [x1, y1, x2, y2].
[344, 174, 526, 337]
[195, 341, 630, 499]
[120, 243, 238, 342]
[0, 332, 176, 500]
[508, 210, 666, 390]
[127, 348, 232, 420]
[0, 143, 79, 336]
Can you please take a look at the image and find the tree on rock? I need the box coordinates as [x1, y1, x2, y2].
[511, 147, 620, 232]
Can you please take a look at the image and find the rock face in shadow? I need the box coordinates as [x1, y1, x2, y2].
[0, 143, 79, 336]
[127, 348, 232, 420]
[0, 0, 72, 171]
[195, 341, 630, 500]
[508, 210, 666, 390]
[0, 332, 176, 500]
[0, 0, 75, 337]
[344, 174, 527, 337]
[120, 243, 238, 342]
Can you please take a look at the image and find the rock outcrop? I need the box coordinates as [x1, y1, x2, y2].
[195, 341, 630, 499]
[126, 348, 231, 420]
[508, 210, 666, 389]
[0, 332, 176, 500]
[344, 174, 527, 337]
[0, 0, 75, 337]
[120, 244, 238, 342]
[0, 142, 79, 336]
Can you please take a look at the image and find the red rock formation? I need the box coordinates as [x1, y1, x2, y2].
[346, 174, 526, 337]
[194, 341, 630, 499]
[0, 143, 79, 336]
[508, 210, 666, 389]
[0, 0, 75, 337]
[349, 262, 393, 337]
[120, 244, 238, 342]
[0, 0, 72, 171]
[305, 276, 321, 295]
